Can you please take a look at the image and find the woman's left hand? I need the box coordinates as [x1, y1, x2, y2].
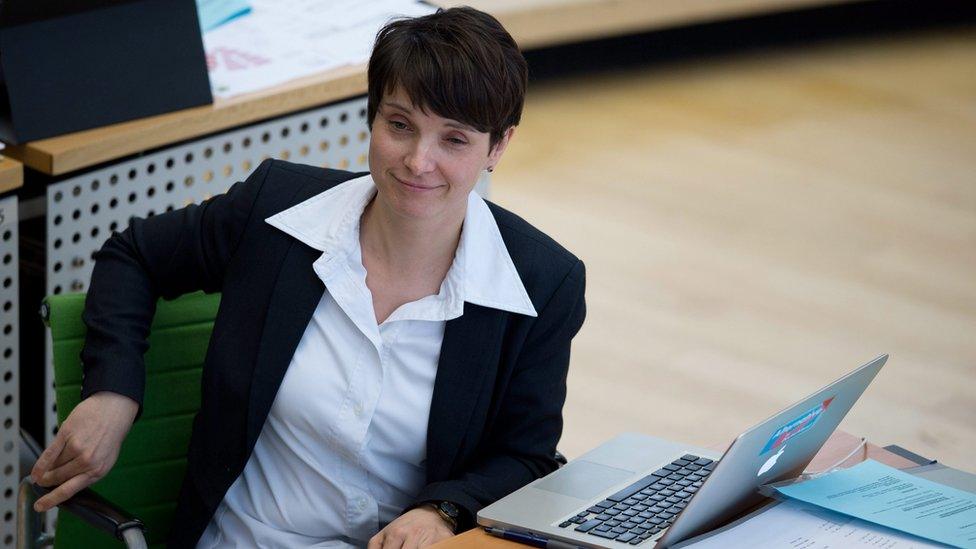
[368, 507, 455, 549]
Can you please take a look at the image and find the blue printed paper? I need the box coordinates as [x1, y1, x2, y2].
[774, 460, 976, 548]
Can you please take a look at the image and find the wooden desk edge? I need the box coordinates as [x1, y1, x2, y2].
[0, 156, 24, 194]
[5, 65, 367, 177]
[433, 431, 920, 548]
[438, 0, 860, 51]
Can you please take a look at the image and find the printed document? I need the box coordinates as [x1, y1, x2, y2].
[202, 0, 435, 99]
[679, 499, 944, 548]
[773, 460, 976, 549]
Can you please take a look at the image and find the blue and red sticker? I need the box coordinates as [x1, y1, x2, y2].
[760, 397, 835, 455]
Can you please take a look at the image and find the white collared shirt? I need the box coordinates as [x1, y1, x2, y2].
[197, 174, 536, 548]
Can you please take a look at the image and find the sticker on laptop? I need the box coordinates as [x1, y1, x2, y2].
[760, 397, 835, 456]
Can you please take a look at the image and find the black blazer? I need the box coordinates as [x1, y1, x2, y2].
[80, 159, 586, 547]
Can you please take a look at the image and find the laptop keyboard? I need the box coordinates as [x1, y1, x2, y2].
[557, 454, 716, 545]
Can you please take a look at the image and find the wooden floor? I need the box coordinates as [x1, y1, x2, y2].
[491, 26, 976, 468]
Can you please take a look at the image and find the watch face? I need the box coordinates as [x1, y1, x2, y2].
[439, 501, 459, 518]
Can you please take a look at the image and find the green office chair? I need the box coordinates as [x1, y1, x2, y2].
[22, 291, 220, 549]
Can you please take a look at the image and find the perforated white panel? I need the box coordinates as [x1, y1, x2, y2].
[44, 97, 370, 443]
[0, 196, 18, 547]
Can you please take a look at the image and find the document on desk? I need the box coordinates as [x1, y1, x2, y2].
[772, 460, 976, 548]
[677, 499, 945, 548]
[203, 0, 436, 99]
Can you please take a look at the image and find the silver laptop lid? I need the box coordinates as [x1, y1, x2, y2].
[657, 354, 888, 547]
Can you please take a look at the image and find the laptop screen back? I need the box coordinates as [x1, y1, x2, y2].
[657, 354, 887, 547]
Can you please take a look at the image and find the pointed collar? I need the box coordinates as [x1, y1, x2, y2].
[264, 174, 537, 318]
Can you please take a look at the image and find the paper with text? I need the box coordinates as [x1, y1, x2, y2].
[680, 499, 944, 548]
[203, 0, 435, 99]
[774, 460, 976, 548]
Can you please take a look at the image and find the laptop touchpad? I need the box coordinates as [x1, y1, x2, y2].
[535, 460, 635, 500]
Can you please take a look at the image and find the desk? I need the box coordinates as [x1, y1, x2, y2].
[2, 65, 367, 176]
[433, 430, 919, 548]
[445, 0, 859, 51]
[0, 155, 23, 194]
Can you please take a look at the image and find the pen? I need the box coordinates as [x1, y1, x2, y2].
[483, 526, 586, 549]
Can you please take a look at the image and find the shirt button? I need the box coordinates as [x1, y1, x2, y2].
[357, 497, 368, 511]
[354, 402, 364, 416]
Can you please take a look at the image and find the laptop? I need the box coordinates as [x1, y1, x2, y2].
[478, 354, 888, 548]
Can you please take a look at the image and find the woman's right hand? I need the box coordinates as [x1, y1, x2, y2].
[30, 391, 139, 512]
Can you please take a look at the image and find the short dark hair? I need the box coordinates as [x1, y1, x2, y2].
[367, 7, 528, 149]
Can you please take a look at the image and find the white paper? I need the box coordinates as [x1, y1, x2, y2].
[679, 500, 944, 549]
[203, 0, 436, 99]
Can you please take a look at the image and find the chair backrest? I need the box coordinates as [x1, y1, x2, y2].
[44, 291, 220, 548]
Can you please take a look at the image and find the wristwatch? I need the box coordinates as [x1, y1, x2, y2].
[427, 500, 459, 532]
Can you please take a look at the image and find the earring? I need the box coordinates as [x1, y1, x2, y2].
[487, 167, 494, 173]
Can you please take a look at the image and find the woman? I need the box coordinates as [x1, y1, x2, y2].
[31, 7, 586, 548]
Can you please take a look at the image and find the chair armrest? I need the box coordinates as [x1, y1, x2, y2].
[25, 481, 147, 547]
